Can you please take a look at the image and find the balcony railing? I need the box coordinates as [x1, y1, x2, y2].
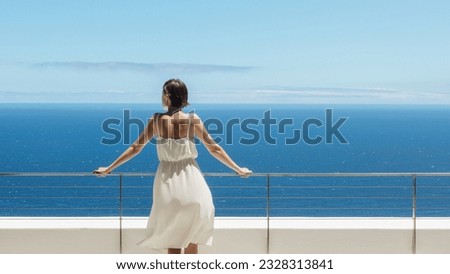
[1, 172, 450, 253]
[2, 172, 450, 217]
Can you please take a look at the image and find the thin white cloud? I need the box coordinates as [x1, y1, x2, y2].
[104, 89, 127, 94]
[256, 86, 448, 98]
[243, 86, 450, 104]
[31, 61, 255, 74]
[3, 86, 450, 104]
[0, 89, 148, 103]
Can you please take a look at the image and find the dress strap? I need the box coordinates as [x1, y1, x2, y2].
[187, 112, 195, 139]
[152, 113, 159, 138]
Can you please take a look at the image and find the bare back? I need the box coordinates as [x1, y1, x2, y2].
[154, 111, 195, 139]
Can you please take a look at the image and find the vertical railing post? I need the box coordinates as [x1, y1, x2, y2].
[119, 173, 123, 254]
[412, 174, 417, 254]
[266, 173, 270, 254]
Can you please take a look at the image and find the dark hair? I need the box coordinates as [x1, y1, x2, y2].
[163, 79, 189, 108]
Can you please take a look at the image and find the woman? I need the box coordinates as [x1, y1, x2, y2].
[94, 79, 252, 254]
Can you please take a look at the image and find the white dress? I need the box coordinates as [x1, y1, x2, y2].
[137, 134, 215, 249]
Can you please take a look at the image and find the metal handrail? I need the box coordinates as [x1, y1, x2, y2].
[2, 172, 450, 176]
[1, 172, 450, 254]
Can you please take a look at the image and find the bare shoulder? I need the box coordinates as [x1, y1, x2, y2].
[189, 112, 203, 125]
[152, 112, 169, 121]
[190, 112, 201, 119]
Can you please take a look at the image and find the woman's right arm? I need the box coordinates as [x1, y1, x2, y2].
[93, 115, 156, 177]
[193, 114, 252, 177]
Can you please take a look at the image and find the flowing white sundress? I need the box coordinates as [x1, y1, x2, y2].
[137, 121, 215, 249]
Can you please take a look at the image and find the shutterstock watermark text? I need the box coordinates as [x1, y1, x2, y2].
[100, 109, 349, 146]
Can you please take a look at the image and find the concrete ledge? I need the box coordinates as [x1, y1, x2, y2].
[1, 217, 449, 254]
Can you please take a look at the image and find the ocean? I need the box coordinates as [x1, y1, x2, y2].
[1, 103, 450, 217]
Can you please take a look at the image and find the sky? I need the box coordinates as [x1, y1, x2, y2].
[1, 0, 450, 104]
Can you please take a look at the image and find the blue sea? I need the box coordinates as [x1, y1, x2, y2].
[1, 103, 450, 217]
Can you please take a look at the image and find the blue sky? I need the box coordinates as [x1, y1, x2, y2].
[1, 0, 449, 104]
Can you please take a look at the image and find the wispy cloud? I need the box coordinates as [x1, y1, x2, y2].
[3, 86, 450, 104]
[0, 89, 148, 103]
[31, 61, 255, 74]
[247, 86, 450, 104]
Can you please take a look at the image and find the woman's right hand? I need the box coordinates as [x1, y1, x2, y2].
[237, 167, 252, 178]
[93, 167, 111, 178]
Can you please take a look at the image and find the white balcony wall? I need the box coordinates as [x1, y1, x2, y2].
[1, 217, 450, 254]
